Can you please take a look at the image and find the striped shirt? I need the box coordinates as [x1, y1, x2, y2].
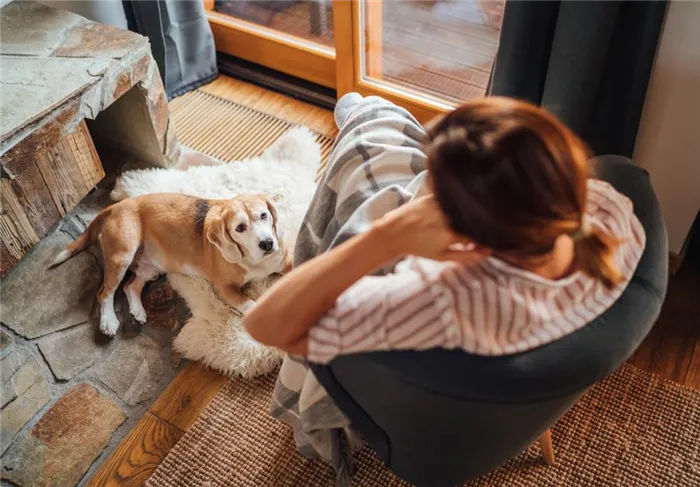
[307, 179, 646, 364]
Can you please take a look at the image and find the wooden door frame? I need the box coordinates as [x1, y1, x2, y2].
[203, 1, 456, 123]
[204, 2, 336, 89]
[333, 0, 453, 123]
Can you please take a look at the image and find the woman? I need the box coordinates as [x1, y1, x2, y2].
[244, 95, 645, 362]
[243, 94, 645, 483]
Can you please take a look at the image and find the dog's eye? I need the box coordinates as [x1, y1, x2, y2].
[235, 224, 247, 233]
[260, 212, 267, 220]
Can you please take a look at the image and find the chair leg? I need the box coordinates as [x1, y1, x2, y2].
[538, 429, 555, 465]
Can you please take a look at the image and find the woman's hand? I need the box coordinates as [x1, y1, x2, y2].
[375, 195, 489, 263]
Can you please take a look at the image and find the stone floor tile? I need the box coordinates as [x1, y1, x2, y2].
[37, 323, 111, 381]
[1, 383, 126, 486]
[0, 329, 11, 352]
[0, 355, 50, 454]
[1, 349, 37, 408]
[1, 231, 102, 339]
[97, 334, 173, 406]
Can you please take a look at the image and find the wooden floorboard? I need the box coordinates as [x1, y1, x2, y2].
[685, 338, 700, 390]
[150, 362, 229, 432]
[86, 364, 226, 487]
[87, 413, 184, 487]
[628, 238, 700, 386]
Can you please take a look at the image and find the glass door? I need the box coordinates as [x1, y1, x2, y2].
[205, 0, 337, 88]
[333, 0, 504, 123]
[204, 1, 505, 122]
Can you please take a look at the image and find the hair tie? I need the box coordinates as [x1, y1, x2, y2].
[570, 215, 591, 242]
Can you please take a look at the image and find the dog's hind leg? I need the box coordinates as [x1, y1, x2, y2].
[123, 267, 159, 324]
[98, 257, 132, 336]
[97, 219, 140, 336]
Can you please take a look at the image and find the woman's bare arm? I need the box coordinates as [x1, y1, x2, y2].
[244, 223, 395, 354]
[243, 196, 482, 355]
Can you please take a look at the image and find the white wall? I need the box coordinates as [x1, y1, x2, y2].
[634, 1, 700, 254]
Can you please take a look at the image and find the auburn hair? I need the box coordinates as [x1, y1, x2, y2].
[425, 97, 623, 288]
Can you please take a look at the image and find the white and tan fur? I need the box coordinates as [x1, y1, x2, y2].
[97, 127, 321, 376]
[51, 193, 290, 336]
[110, 126, 320, 255]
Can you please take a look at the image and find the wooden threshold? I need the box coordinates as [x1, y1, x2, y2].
[149, 362, 229, 431]
[217, 55, 336, 110]
[87, 413, 183, 487]
[86, 362, 228, 487]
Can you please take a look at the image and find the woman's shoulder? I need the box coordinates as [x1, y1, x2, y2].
[586, 178, 631, 209]
[586, 179, 645, 239]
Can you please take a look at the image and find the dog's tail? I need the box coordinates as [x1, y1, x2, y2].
[49, 208, 111, 268]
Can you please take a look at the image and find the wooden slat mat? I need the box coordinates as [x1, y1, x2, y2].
[170, 90, 335, 176]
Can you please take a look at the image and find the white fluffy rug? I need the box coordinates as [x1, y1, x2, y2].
[111, 127, 321, 377]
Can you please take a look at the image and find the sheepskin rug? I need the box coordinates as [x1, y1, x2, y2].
[110, 127, 321, 377]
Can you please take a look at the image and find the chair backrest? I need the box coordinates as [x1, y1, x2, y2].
[310, 155, 668, 487]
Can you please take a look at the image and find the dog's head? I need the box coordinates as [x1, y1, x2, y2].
[206, 194, 281, 266]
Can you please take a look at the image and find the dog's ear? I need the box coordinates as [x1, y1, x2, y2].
[206, 208, 244, 263]
[265, 197, 281, 238]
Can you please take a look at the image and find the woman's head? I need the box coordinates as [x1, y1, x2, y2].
[426, 97, 622, 288]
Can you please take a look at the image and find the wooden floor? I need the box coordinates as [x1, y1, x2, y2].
[87, 76, 700, 486]
[628, 227, 700, 389]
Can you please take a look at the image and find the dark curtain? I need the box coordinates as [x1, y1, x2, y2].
[122, 0, 218, 99]
[490, 1, 668, 157]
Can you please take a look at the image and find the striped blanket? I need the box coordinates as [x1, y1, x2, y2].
[270, 95, 430, 485]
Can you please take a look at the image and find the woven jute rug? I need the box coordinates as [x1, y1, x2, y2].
[146, 363, 700, 487]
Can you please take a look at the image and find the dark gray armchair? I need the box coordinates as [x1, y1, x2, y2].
[310, 155, 668, 487]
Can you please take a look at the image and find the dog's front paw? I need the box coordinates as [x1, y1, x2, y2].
[130, 307, 147, 324]
[100, 309, 119, 337]
[100, 313, 120, 336]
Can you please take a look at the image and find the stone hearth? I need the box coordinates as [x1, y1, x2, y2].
[0, 3, 195, 484]
[1, 187, 191, 486]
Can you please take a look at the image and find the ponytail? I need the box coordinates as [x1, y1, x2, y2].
[572, 223, 623, 289]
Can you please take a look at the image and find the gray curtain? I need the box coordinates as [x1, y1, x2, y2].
[123, 0, 218, 99]
[490, 1, 667, 157]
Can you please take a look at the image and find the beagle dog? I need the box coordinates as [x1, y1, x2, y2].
[51, 193, 290, 336]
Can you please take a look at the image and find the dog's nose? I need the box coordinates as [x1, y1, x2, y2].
[259, 239, 274, 252]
